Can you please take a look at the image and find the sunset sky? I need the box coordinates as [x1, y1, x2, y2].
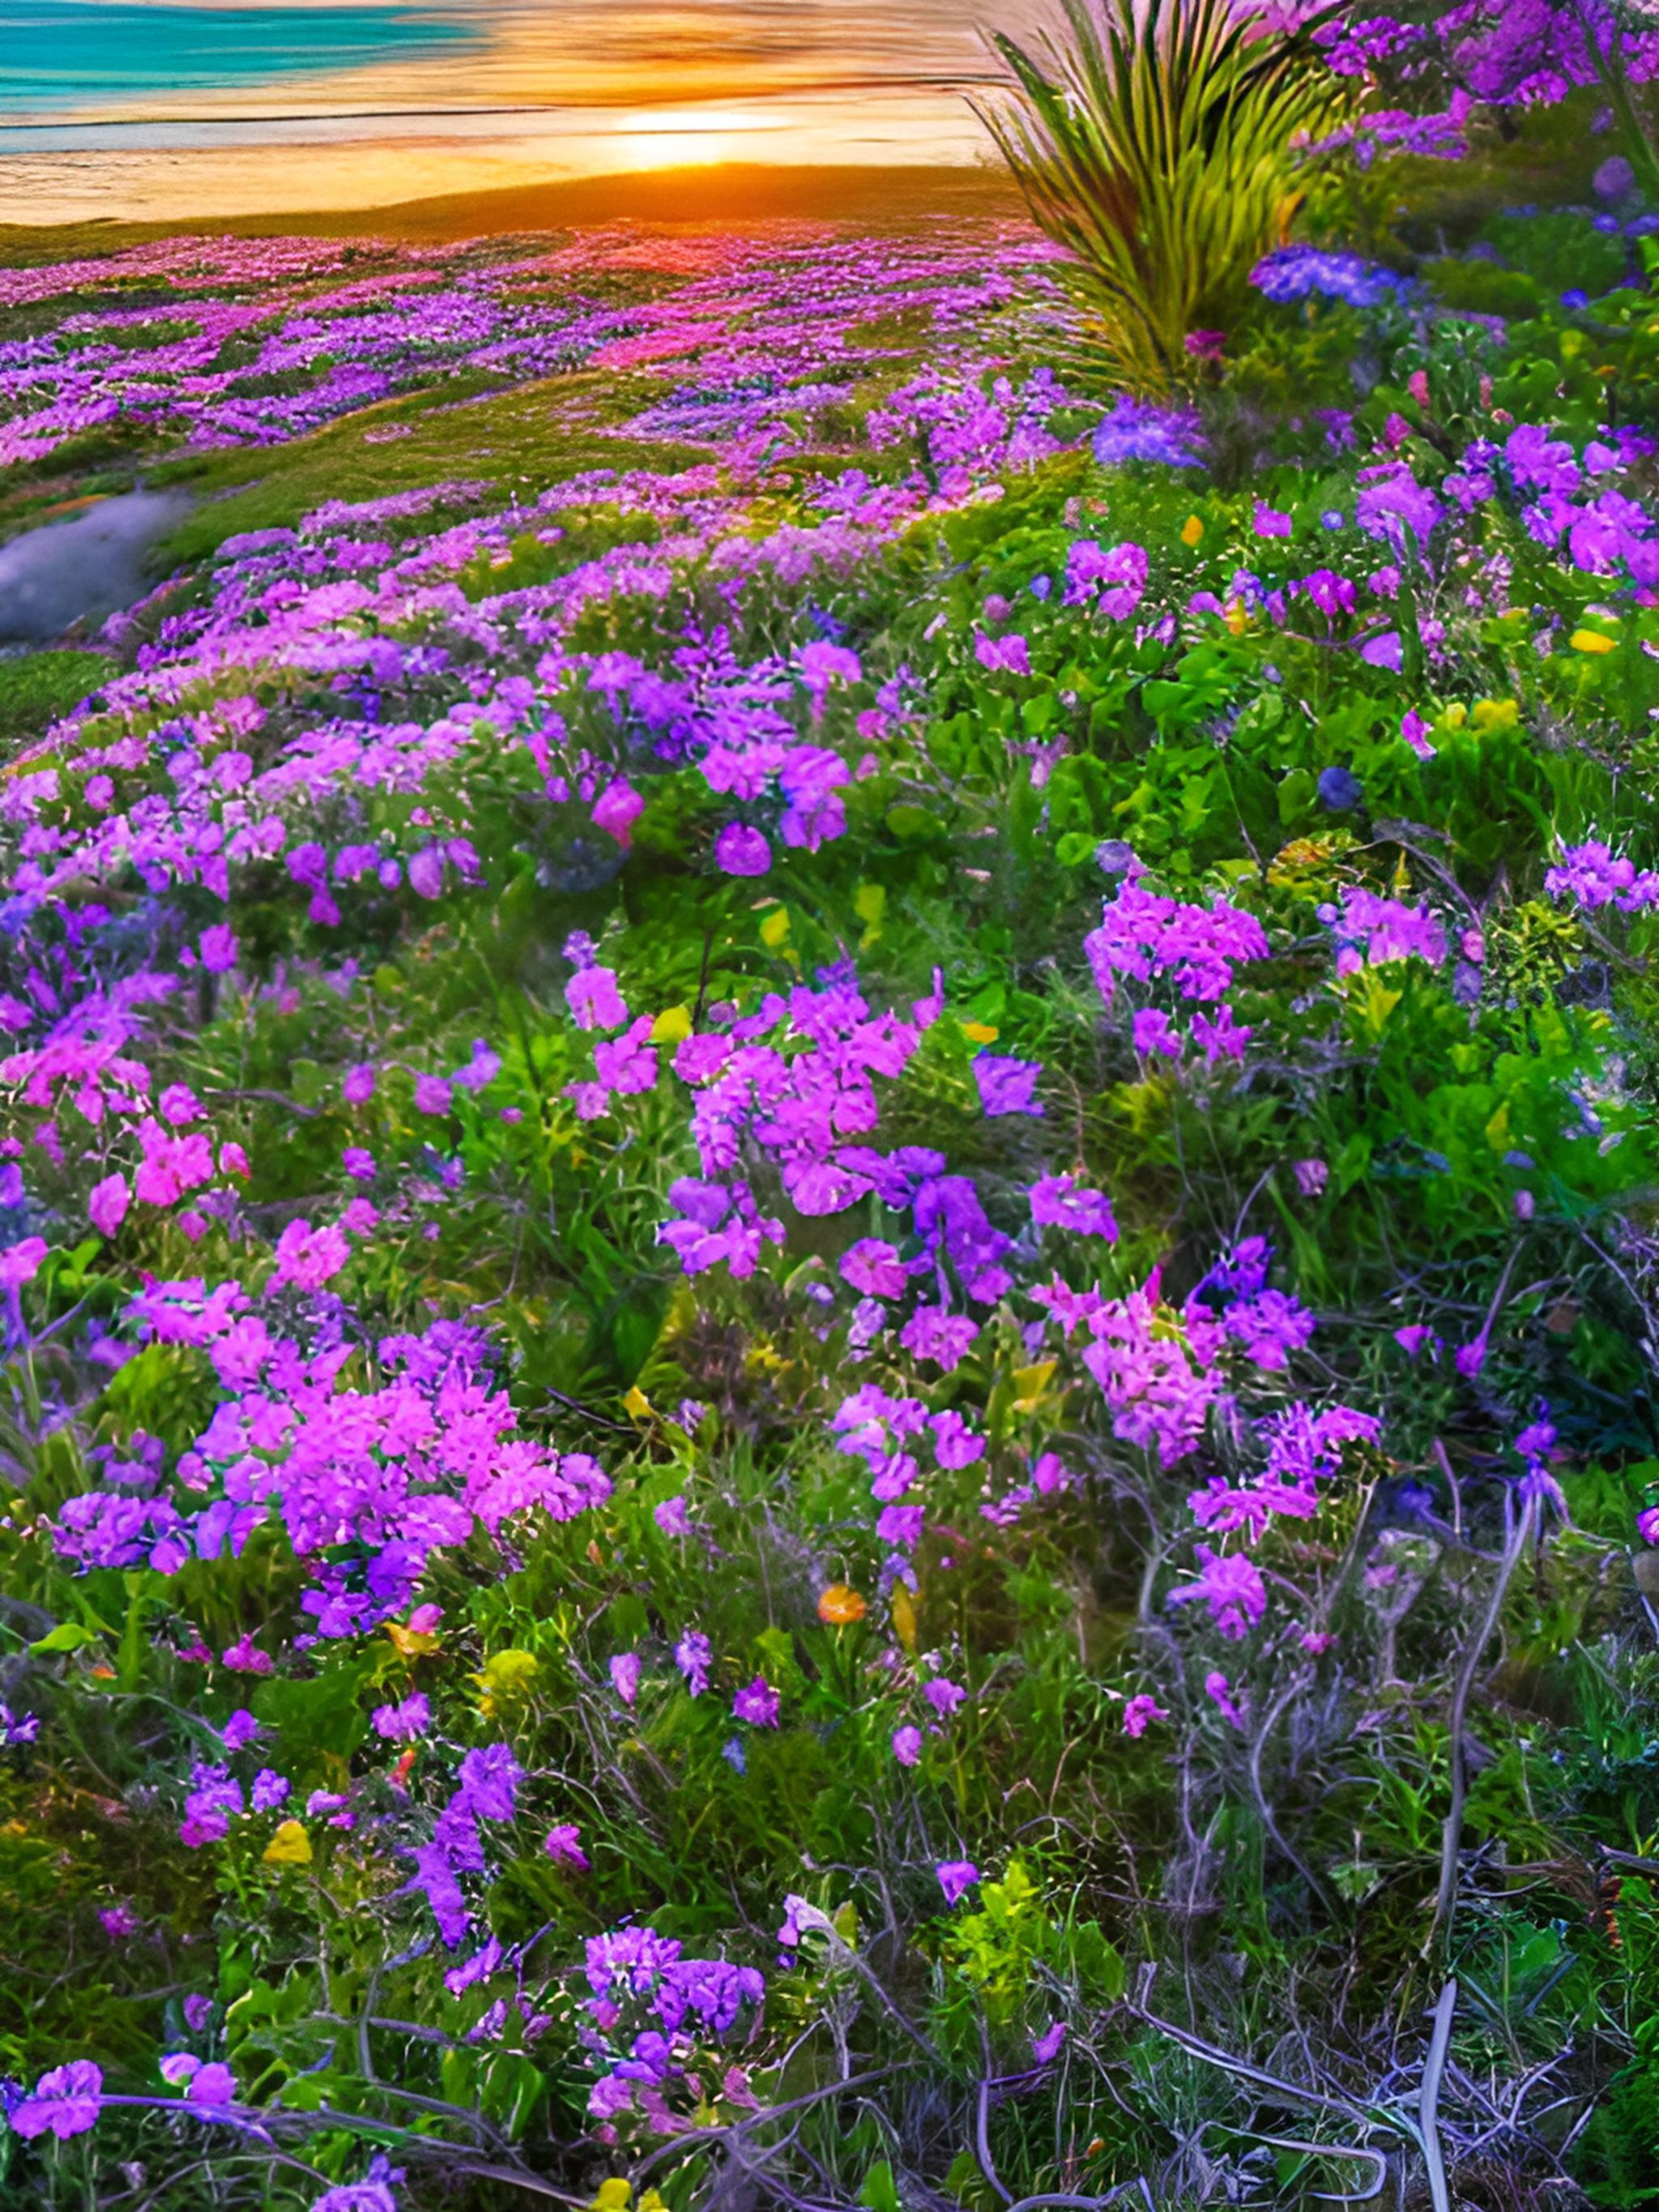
[0, 0, 1038, 219]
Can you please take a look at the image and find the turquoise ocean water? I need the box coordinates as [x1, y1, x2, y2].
[2, 1, 480, 109]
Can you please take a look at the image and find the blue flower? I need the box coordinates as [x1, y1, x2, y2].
[1251, 246, 1408, 310]
[1091, 397, 1203, 469]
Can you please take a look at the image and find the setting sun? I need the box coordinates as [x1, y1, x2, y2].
[607, 105, 771, 171]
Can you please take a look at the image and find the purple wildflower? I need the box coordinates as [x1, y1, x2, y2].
[973, 1053, 1044, 1117]
[732, 1676, 780, 1727]
[8, 2060, 102, 2140]
[936, 1859, 979, 1907]
[544, 1823, 589, 1869]
[714, 823, 771, 876]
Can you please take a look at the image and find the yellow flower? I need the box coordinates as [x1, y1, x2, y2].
[1012, 1359, 1057, 1411]
[1570, 629, 1617, 655]
[586, 2182, 663, 2212]
[473, 1648, 539, 1715]
[1470, 697, 1519, 730]
[1180, 513, 1204, 547]
[262, 1821, 312, 1868]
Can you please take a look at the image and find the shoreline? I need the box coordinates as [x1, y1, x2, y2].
[0, 160, 1024, 262]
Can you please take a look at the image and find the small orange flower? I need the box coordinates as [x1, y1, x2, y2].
[817, 1583, 867, 1625]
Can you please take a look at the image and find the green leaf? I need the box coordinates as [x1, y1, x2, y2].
[31, 1621, 94, 1654]
[1072, 1921, 1127, 2001]
[252, 1658, 374, 1757]
[479, 2051, 546, 2134]
[858, 2161, 901, 2212]
[117, 1577, 161, 1692]
[1277, 767, 1316, 823]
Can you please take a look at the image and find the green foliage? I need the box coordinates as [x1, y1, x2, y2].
[979, 0, 1350, 391]
[151, 378, 705, 565]
[0, 649, 115, 746]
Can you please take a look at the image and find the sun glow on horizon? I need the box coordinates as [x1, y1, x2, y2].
[606, 103, 773, 171]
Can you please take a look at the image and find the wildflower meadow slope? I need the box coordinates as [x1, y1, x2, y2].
[4, 86, 1659, 2212]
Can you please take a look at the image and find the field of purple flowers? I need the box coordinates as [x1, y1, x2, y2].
[7, 10, 1659, 2206]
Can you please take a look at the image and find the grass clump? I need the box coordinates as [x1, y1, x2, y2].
[0, 650, 117, 746]
[979, 0, 1350, 391]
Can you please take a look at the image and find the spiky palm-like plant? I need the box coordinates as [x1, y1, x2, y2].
[977, 0, 1352, 393]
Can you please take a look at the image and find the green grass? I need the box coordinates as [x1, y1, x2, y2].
[149, 371, 711, 564]
[0, 649, 117, 749]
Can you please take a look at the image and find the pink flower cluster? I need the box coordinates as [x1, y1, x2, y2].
[53, 1300, 609, 1638]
